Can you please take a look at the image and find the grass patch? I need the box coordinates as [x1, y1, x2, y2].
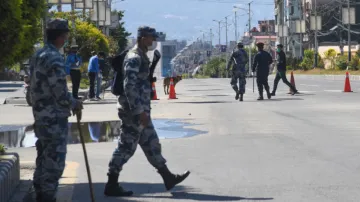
[80, 77, 90, 89]
[285, 68, 360, 75]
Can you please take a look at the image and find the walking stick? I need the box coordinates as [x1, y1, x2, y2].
[252, 73, 254, 93]
[76, 113, 96, 202]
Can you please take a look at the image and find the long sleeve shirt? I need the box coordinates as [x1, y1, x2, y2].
[252, 50, 273, 76]
[29, 43, 77, 124]
[65, 53, 82, 74]
[87, 55, 99, 73]
[276, 50, 287, 71]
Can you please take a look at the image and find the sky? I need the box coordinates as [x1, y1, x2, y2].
[61, 0, 274, 44]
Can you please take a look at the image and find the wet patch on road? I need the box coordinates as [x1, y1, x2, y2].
[0, 119, 206, 148]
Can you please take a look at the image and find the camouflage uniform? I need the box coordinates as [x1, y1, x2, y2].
[227, 44, 248, 101]
[108, 43, 167, 172]
[105, 26, 190, 197]
[29, 18, 79, 202]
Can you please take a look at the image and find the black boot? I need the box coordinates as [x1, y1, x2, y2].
[257, 96, 264, 100]
[270, 91, 276, 96]
[157, 165, 190, 191]
[104, 173, 133, 197]
[235, 92, 240, 100]
[266, 91, 271, 99]
[239, 94, 243, 101]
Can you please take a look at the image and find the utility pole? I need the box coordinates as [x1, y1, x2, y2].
[218, 21, 221, 46]
[314, 0, 318, 68]
[248, 1, 252, 76]
[210, 28, 213, 49]
[71, 0, 77, 46]
[235, 10, 238, 42]
[225, 16, 228, 48]
[347, 0, 351, 62]
[299, 0, 303, 58]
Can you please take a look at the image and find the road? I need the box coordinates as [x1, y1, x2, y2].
[5, 75, 360, 202]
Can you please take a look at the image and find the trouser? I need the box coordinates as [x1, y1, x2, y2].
[96, 72, 102, 98]
[70, 69, 81, 98]
[88, 72, 96, 98]
[33, 118, 68, 201]
[256, 74, 270, 97]
[272, 70, 297, 93]
[108, 108, 167, 175]
[230, 71, 246, 94]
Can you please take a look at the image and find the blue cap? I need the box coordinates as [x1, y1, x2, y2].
[47, 18, 70, 31]
[137, 26, 159, 38]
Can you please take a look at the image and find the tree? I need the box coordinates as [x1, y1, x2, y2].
[0, 0, 45, 70]
[109, 10, 131, 53]
[53, 11, 110, 61]
[323, 48, 337, 69]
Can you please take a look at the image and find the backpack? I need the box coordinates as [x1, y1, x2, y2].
[110, 49, 129, 96]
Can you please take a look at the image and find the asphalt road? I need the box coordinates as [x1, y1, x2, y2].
[6, 75, 360, 202]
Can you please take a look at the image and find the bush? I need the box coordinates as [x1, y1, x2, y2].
[335, 55, 348, 70]
[349, 55, 360, 70]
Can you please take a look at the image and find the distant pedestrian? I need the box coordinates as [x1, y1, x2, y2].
[226, 42, 249, 101]
[104, 26, 190, 197]
[87, 51, 105, 100]
[270, 44, 298, 96]
[252, 42, 273, 100]
[66, 45, 82, 99]
[26, 18, 83, 202]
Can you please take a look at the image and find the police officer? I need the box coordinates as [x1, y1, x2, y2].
[252, 42, 273, 100]
[270, 43, 298, 96]
[66, 45, 82, 99]
[104, 26, 190, 197]
[226, 42, 249, 101]
[27, 18, 83, 202]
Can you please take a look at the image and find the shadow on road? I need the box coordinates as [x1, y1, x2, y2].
[187, 89, 225, 91]
[71, 182, 273, 201]
[171, 101, 232, 104]
[0, 89, 17, 92]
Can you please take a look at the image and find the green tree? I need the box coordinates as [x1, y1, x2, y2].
[109, 10, 131, 53]
[323, 48, 337, 69]
[0, 0, 45, 70]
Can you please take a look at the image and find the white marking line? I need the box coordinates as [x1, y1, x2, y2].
[324, 90, 342, 92]
[300, 84, 319, 87]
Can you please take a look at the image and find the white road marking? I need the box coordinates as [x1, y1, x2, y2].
[300, 84, 319, 87]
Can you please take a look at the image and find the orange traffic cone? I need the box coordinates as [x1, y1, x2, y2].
[151, 82, 159, 100]
[168, 78, 177, 99]
[344, 71, 353, 92]
[287, 71, 296, 94]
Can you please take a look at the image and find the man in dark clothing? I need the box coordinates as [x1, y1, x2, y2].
[252, 42, 273, 100]
[271, 44, 298, 96]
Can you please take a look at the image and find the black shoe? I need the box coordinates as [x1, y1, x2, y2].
[104, 173, 133, 197]
[239, 94, 243, 102]
[270, 92, 276, 96]
[158, 165, 190, 191]
[96, 96, 102, 100]
[266, 91, 271, 99]
[235, 92, 239, 100]
[257, 96, 264, 101]
[291, 90, 298, 95]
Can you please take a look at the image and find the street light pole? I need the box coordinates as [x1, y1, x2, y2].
[235, 10, 238, 41]
[347, 0, 351, 63]
[314, 0, 318, 68]
[225, 16, 228, 48]
[248, 1, 253, 76]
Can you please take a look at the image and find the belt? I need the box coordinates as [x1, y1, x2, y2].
[70, 68, 81, 70]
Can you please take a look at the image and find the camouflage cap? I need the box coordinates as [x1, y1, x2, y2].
[137, 26, 159, 38]
[47, 18, 70, 31]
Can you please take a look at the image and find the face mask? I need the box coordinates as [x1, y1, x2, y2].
[276, 48, 281, 52]
[147, 41, 157, 51]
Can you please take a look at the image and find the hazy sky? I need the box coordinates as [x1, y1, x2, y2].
[62, 0, 274, 44]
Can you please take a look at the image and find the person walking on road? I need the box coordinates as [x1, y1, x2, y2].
[252, 42, 273, 101]
[66, 45, 82, 99]
[271, 44, 298, 96]
[226, 42, 249, 101]
[87, 51, 105, 100]
[26, 18, 83, 202]
[104, 26, 190, 197]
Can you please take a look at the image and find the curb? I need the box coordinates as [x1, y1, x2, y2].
[0, 153, 20, 202]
